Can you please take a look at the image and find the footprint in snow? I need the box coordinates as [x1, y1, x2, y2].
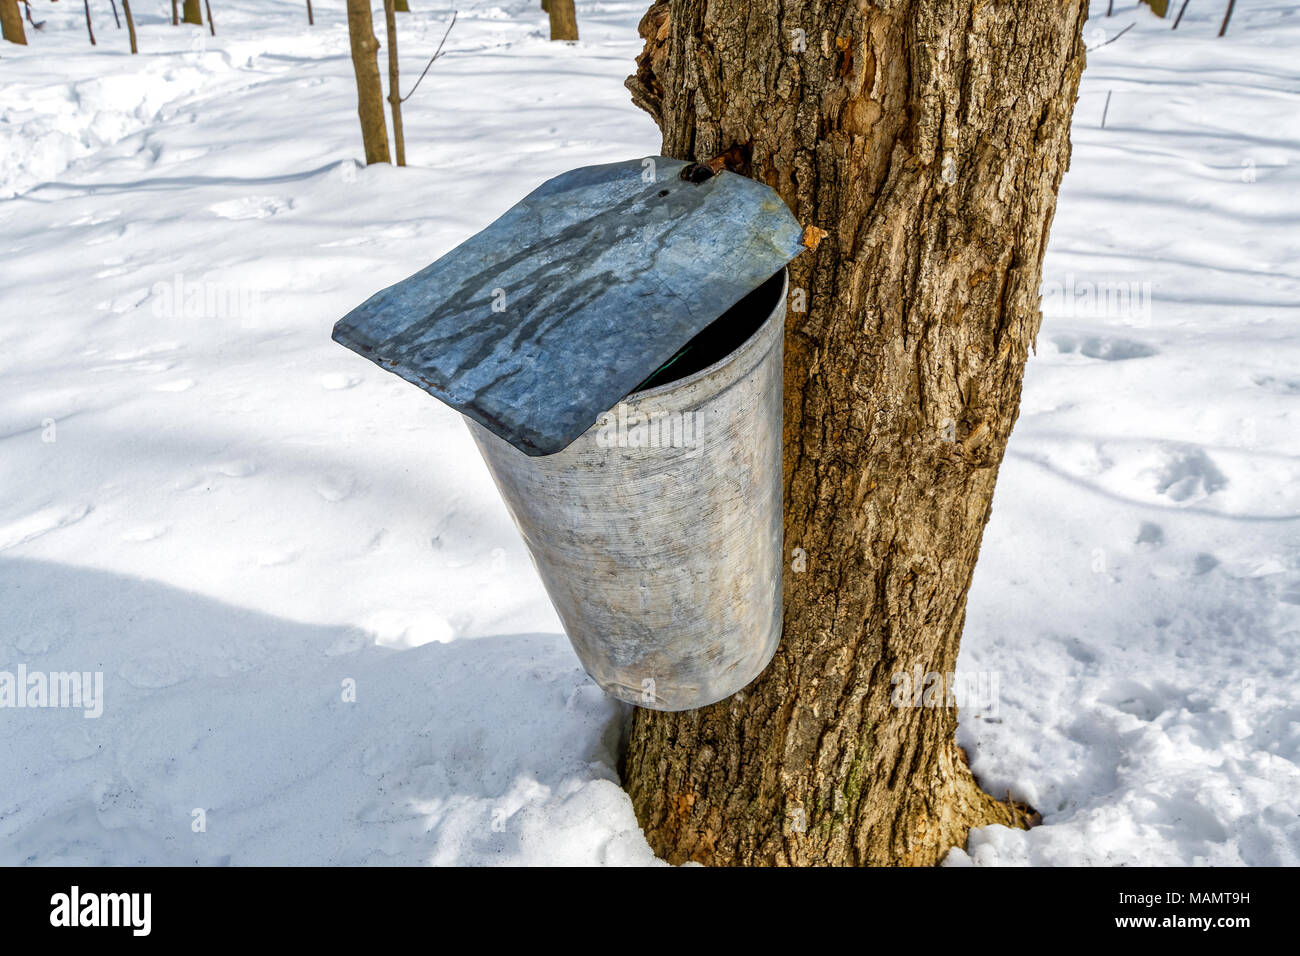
[0, 503, 91, 551]
[256, 548, 301, 567]
[110, 343, 181, 361]
[209, 196, 294, 220]
[16, 627, 54, 655]
[1253, 374, 1300, 395]
[1051, 334, 1157, 361]
[84, 224, 127, 246]
[320, 373, 361, 391]
[1098, 679, 1172, 722]
[153, 378, 195, 392]
[94, 264, 132, 279]
[118, 656, 192, 690]
[324, 627, 370, 658]
[102, 288, 150, 315]
[67, 209, 122, 227]
[1144, 445, 1228, 504]
[121, 525, 168, 543]
[50, 727, 98, 761]
[89, 358, 176, 374]
[315, 475, 355, 502]
[363, 608, 455, 649]
[216, 460, 258, 478]
[1135, 522, 1164, 549]
[1059, 634, 1097, 665]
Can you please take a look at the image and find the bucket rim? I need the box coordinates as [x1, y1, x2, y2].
[628, 268, 788, 403]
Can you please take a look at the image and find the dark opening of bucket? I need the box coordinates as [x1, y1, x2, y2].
[632, 270, 785, 393]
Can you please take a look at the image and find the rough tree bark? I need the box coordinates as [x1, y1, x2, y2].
[346, 0, 391, 165]
[1, 0, 24, 45]
[548, 0, 577, 42]
[182, 0, 201, 26]
[620, 0, 1088, 866]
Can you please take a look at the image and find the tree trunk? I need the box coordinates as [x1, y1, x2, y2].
[307, 0, 313, 26]
[110, 0, 120, 29]
[182, 0, 201, 25]
[1173, 0, 1190, 29]
[205, 0, 214, 34]
[382, 0, 406, 166]
[1, 0, 25, 44]
[83, 0, 96, 45]
[1219, 0, 1236, 37]
[346, 0, 391, 165]
[620, 0, 1088, 866]
[548, 0, 577, 41]
[171, 0, 178, 26]
[395, 0, 409, 11]
[123, 0, 138, 53]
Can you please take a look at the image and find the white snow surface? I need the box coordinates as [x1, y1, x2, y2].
[0, 1, 1297, 866]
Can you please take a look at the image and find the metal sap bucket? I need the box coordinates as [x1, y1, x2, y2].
[331, 157, 807, 711]
[467, 270, 786, 711]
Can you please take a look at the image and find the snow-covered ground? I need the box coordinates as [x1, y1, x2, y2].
[0, 0, 1296, 866]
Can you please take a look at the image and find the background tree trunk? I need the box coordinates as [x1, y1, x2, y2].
[182, 0, 201, 26]
[83, 0, 96, 45]
[620, 0, 1088, 866]
[307, 0, 313, 26]
[123, 0, 138, 53]
[548, 0, 577, 41]
[2, 0, 26, 44]
[204, 0, 213, 35]
[171, 0, 178, 26]
[346, 0, 391, 165]
[395, 0, 409, 11]
[1219, 0, 1236, 37]
[382, 0, 406, 166]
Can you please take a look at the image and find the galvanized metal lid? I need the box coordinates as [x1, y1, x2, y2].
[331, 156, 805, 456]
